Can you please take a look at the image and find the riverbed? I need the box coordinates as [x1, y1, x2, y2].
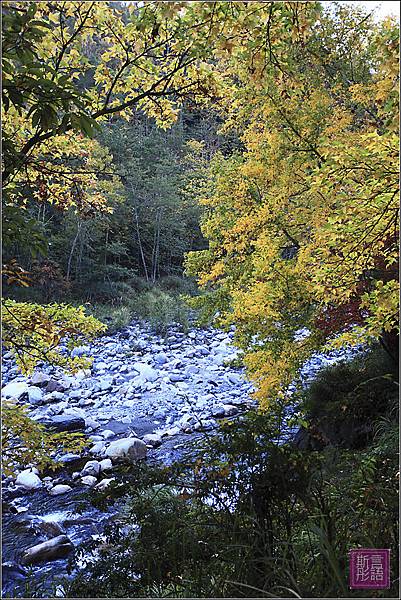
[1, 320, 361, 597]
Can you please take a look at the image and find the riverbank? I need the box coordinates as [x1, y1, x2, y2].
[1, 319, 366, 597]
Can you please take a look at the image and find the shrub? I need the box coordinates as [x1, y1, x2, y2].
[156, 275, 198, 296]
[306, 346, 398, 418]
[128, 288, 189, 335]
[65, 410, 399, 598]
[76, 280, 137, 305]
[86, 303, 133, 333]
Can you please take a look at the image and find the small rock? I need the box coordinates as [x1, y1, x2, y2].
[154, 352, 168, 365]
[27, 386, 43, 404]
[142, 433, 162, 447]
[100, 429, 115, 440]
[132, 363, 159, 382]
[80, 475, 97, 486]
[71, 345, 90, 358]
[81, 460, 101, 477]
[45, 380, 66, 393]
[85, 417, 100, 430]
[223, 404, 238, 417]
[165, 426, 180, 437]
[58, 453, 81, 464]
[94, 478, 115, 492]
[37, 521, 65, 537]
[169, 374, 184, 382]
[93, 361, 108, 372]
[89, 442, 107, 455]
[49, 485, 73, 496]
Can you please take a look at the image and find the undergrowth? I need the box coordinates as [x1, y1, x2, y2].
[60, 348, 399, 599]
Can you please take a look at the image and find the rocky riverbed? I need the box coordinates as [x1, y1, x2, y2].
[1, 320, 362, 596]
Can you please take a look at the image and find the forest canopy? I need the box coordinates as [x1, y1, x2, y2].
[1, 0, 399, 426]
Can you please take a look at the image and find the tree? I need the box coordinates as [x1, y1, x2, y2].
[1, 0, 233, 186]
[185, 5, 399, 409]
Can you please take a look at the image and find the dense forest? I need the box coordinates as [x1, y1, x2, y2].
[1, 1, 399, 598]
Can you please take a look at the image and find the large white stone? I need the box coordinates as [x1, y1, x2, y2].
[2, 381, 28, 399]
[94, 478, 115, 491]
[80, 475, 97, 486]
[132, 363, 159, 382]
[142, 433, 162, 447]
[21, 535, 73, 565]
[16, 470, 43, 490]
[27, 386, 43, 404]
[89, 441, 107, 455]
[99, 458, 113, 471]
[105, 437, 147, 462]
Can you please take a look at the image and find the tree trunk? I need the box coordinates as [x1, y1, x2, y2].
[66, 219, 81, 281]
[380, 328, 399, 367]
[133, 206, 149, 281]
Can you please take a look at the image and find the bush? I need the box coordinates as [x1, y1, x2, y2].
[87, 303, 133, 333]
[125, 275, 153, 293]
[128, 288, 189, 335]
[65, 410, 399, 598]
[306, 346, 398, 418]
[87, 288, 191, 335]
[156, 275, 198, 296]
[76, 280, 138, 305]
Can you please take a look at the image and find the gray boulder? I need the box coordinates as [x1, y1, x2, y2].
[21, 535, 73, 565]
[2, 381, 28, 399]
[105, 437, 147, 462]
[31, 372, 51, 387]
[45, 380, 66, 393]
[39, 415, 85, 432]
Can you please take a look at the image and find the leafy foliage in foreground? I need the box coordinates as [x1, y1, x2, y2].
[1, 299, 104, 474]
[65, 383, 398, 598]
[1, 403, 87, 477]
[2, 299, 106, 374]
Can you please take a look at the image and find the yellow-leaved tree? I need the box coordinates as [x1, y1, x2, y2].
[185, 4, 399, 409]
[2, 1, 310, 471]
